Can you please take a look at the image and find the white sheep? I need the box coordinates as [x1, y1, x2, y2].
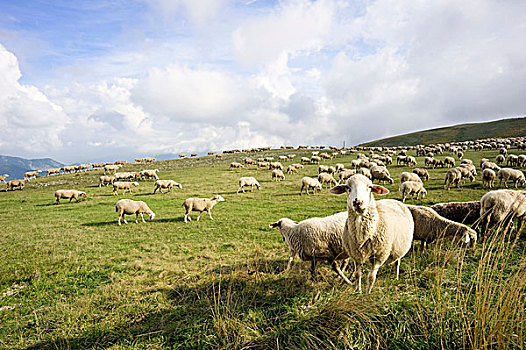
[412, 168, 429, 181]
[497, 168, 525, 188]
[104, 164, 122, 173]
[230, 162, 245, 169]
[24, 170, 40, 181]
[6, 180, 26, 190]
[286, 165, 298, 174]
[269, 212, 351, 283]
[482, 169, 496, 188]
[272, 169, 285, 181]
[237, 177, 261, 193]
[480, 189, 526, 240]
[115, 199, 155, 226]
[54, 190, 87, 204]
[400, 172, 422, 184]
[339, 169, 356, 181]
[300, 177, 322, 195]
[99, 175, 116, 187]
[406, 205, 477, 250]
[431, 201, 481, 226]
[112, 181, 139, 195]
[444, 168, 462, 190]
[399, 181, 427, 202]
[140, 169, 159, 180]
[318, 172, 338, 188]
[182, 195, 225, 223]
[330, 174, 414, 293]
[153, 180, 182, 194]
[370, 166, 393, 184]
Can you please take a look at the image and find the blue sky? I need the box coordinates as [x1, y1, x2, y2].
[0, 0, 525, 163]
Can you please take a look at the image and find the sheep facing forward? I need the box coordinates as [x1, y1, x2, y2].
[115, 199, 155, 226]
[153, 180, 182, 194]
[330, 174, 414, 293]
[237, 177, 261, 193]
[269, 212, 351, 283]
[113, 181, 139, 195]
[55, 190, 87, 204]
[407, 205, 477, 250]
[182, 195, 225, 223]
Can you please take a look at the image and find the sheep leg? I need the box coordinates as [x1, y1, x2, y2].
[310, 260, 317, 281]
[300, 185, 304, 195]
[208, 210, 214, 221]
[135, 213, 139, 224]
[395, 259, 401, 280]
[55, 198, 60, 205]
[356, 264, 363, 293]
[154, 187, 158, 194]
[140, 213, 146, 223]
[332, 261, 352, 285]
[197, 212, 202, 221]
[366, 262, 382, 294]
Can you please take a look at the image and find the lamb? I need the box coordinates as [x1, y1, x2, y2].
[6, 179, 26, 190]
[318, 172, 338, 187]
[237, 177, 261, 193]
[153, 180, 182, 194]
[54, 189, 87, 204]
[272, 169, 285, 181]
[330, 174, 414, 293]
[400, 172, 422, 184]
[482, 169, 496, 188]
[0, 174, 9, 182]
[370, 166, 393, 184]
[182, 195, 225, 223]
[431, 201, 481, 226]
[412, 168, 430, 181]
[269, 212, 351, 283]
[112, 181, 139, 195]
[99, 175, 116, 187]
[230, 162, 244, 169]
[399, 181, 427, 202]
[140, 169, 159, 180]
[115, 199, 155, 226]
[497, 168, 525, 188]
[300, 177, 322, 195]
[406, 205, 477, 250]
[480, 190, 526, 240]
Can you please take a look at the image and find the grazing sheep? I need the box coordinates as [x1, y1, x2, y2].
[507, 154, 519, 167]
[482, 169, 496, 188]
[399, 181, 427, 202]
[54, 190, 87, 205]
[318, 165, 329, 174]
[330, 174, 414, 293]
[24, 171, 39, 181]
[340, 169, 356, 182]
[481, 161, 501, 172]
[357, 167, 372, 180]
[115, 172, 136, 181]
[115, 199, 155, 226]
[300, 157, 311, 164]
[46, 168, 61, 176]
[140, 169, 159, 180]
[257, 161, 269, 169]
[269, 162, 283, 170]
[480, 190, 526, 240]
[400, 172, 422, 184]
[413, 168, 430, 181]
[300, 177, 322, 195]
[291, 163, 304, 170]
[496, 154, 505, 165]
[370, 166, 393, 184]
[318, 172, 338, 187]
[244, 158, 256, 165]
[99, 175, 116, 187]
[444, 156, 456, 168]
[431, 201, 481, 226]
[269, 212, 351, 283]
[153, 180, 182, 194]
[272, 169, 285, 182]
[310, 156, 321, 164]
[237, 177, 261, 193]
[230, 162, 245, 169]
[0, 174, 9, 183]
[6, 180, 26, 190]
[335, 163, 345, 172]
[182, 195, 225, 223]
[112, 181, 139, 195]
[407, 205, 477, 250]
[497, 168, 525, 188]
[444, 168, 462, 190]
[286, 165, 298, 174]
[457, 151, 464, 160]
[104, 164, 122, 173]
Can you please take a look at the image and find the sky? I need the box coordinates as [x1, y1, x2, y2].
[0, 0, 525, 164]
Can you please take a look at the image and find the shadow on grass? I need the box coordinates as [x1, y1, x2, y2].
[35, 203, 57, 207]
[81, 221, 116, 227]
[154, 217, 185, 223]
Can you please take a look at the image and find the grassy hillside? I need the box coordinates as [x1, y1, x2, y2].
[0, 149, 525, 349]
[359, 117, 526, 147]
[0, 156, 64, 180]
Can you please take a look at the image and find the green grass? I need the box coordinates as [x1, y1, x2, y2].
[0, 148, 525, 349]
[359, 117, 526, 147]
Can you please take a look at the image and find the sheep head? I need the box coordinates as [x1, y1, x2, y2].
[330, 174, 388, 215]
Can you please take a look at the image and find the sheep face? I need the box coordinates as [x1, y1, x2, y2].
[149, 212, 156, 221]
[330, 174, 388, 215]
[214, 195, 225, 202]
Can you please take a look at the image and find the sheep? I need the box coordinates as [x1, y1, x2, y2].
[286, 165, 298, 174]
[357, 167, 372, 180]
[182, 195, 225, 223]
[518, 154, 526, 167]
[497, 168, 525, 188]
[340, 169, 356, 181]
[115, 199, 155, 226]
[272, 169, 285, 182]
[318, 172, 338, 188]
[115, 172, 136, 181]
[140, 169, 159, 180]
[0, 174, 9, 183]
[257, 161, 269, 169]
[6, 179, 26, 190]
[153, 180, 182, 194]
[406, 205, 477, 250]
[481, 161, 501, 172]
[244, 158, 256, 165]
[480, 190, 526, 240]
[291, 163, 304, 170]
[300, 177, 322, 195]
[431, 201, 481, 226]
[318, 165, 329, 174]
[269, 212, 351, 283]
[24, 171, 39, 181]
[46, 168, 61, 176]
[405, 156, 417, 166]
[413, 168, 430, 181]
[370, 166, 393, 184]
[496, 154, 505, 165]
[330, 174, 414, 293]
[444, 156, 456, 168]
[400, 172, 422, 184]
[310, 156, 321, 164]
[507, 154, 519, 167]
[237, 177, 261, 193]
[300, 157, 311, 164]
[444, 168, 462, 190]
[399, 181, 427, 202]
[54, 189, 87, 205]
[335, 163, 345, 172]
[482, 169, 496, 188]
[230, 162, 244, 169]
[104, 164, 122, 173]
[112, 181, 139, 195]
[99, 175, 116, 187]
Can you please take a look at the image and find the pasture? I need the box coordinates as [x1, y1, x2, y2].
[1, 148, 525, 349]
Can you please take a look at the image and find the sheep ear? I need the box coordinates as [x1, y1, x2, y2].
[330, 185, 347, 194]
[371, 185, 389, 195]
[269, 221, 280, 228]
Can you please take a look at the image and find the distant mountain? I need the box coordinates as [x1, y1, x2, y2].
[359, 117, 526, 147]
[0, 155, 64, 180]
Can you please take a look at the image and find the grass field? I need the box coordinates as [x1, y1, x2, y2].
[1, 148, 525, 349]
